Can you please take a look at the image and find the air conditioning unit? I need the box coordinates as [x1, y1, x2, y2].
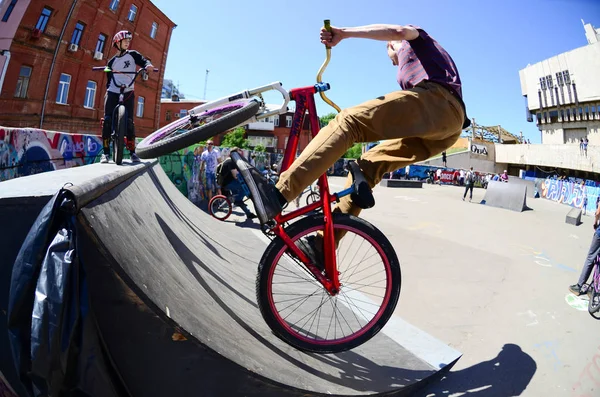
[93, 51, 103, 61]
[31, 28, 41, 39]
[68, 43, 78, 52]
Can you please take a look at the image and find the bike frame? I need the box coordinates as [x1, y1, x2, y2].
[264, 84, 351, 295]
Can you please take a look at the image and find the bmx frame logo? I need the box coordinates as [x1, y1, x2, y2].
[471, 143, 488, 156]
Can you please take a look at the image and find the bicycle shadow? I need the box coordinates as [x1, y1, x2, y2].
[419, 343, 537, 396]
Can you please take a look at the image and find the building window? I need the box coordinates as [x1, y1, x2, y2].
[35, 7, 52, 32]
[150, 22, 158, 39]
[127, 4, 137, 21]
[84, 80, 96, 108]
[562, 70, 571, 85]
[274, 116, 279, 127]
[165, 110, 171, 121]
[545, 75, 553, 90]
[179, 109, 187, 118]
[109, 0, 119, 11]
[286, 115, 292, 128]
[539, 77, 546, 90]
[70, 21, 84, 45]
[136, 96, 145, 117]
[1, 0, 18, 22]
[56, 73, 71, 104]
[96, 33, 107, 53]
[14, 65, 32, 98]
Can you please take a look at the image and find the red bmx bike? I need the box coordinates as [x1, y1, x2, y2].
[137, 21, 401, 353]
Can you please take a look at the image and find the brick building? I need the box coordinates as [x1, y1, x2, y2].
[246, 111, 313, 154]
[0, 0, 175, 137]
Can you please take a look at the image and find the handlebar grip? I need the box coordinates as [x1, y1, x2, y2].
[324, 19, 332, 49]
[153, 68, 159, 72]
[92, 66, 105, 71]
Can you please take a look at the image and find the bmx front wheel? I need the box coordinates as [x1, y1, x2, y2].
[208, 195, 232, 221]
[137, 100, 260, 159]
[256, 213, 401, 353]
[589, 286, 600, 316]
[113, 106, 126, 165]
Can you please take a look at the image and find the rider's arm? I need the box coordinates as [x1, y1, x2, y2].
[594, 206, 600, 228]
[336, 24, 419, 42]
[130, 50, 154, 70]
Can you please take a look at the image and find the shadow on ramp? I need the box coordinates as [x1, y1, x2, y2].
[420, 343, 537, 396]
[2, 161, 461, 396]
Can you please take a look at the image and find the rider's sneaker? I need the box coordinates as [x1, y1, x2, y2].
[246, 213, 257, 220]
[130, 153, 141, 163]
[569, 284, 584, 296]
[100, 154, 109, 163]
[294, 235, 325, 273]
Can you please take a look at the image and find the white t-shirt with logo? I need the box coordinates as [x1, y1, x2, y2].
[201, 149, 221, 173]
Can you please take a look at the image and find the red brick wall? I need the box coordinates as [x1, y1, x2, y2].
[0, 0, 175, 137]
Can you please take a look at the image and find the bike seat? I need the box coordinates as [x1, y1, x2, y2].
[347, 162, 375, 209]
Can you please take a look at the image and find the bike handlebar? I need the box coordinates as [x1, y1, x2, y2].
[317, 19, 341, 113]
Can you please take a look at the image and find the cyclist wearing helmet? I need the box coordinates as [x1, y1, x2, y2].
[100, 30, 154, 163]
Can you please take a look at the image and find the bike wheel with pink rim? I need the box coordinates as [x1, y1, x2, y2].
[256, 213, 401, 353]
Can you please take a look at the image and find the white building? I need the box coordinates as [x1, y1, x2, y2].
[519, 21, 600, 145]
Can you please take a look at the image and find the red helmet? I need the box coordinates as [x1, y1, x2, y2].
[112, 30, 132, 48]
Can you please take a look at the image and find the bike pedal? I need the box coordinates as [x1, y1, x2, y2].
[347, 162, 375, 209]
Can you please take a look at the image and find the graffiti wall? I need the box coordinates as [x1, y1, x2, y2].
[0, 127, 103, 182]
[540, 178, 600, 214]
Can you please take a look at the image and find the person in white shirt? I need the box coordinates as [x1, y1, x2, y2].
[462, 167, 475, 201]
[199, 140, 221, 201]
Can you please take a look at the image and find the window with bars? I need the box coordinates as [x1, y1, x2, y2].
[84, 81, 96, 108]
[127, 5, 137, 22]
[563, 70, 571, 85]
[545, 75, 553, 89]
[96, 33, 107, 53]
[274, 116, 279, 127]
[150, 22, 158, 39]
[136, 96, 145, 117]
[539, 77, 546, 90]
[70, 21, 85, 45]
[286, 116, 292, 128]
[35, 7, 52, 32]
[14, 65, 32, 98]
[56, 73, 71, 104]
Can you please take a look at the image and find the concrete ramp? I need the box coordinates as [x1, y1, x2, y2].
[482, 181, 528, 212]
[1, 162, 461, 396]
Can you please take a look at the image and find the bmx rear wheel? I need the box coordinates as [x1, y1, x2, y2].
[137, 100, 260, 159]
[208, 195, 232, 221]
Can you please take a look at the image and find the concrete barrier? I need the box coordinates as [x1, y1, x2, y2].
[566, 208, 582, 226]
[507, 177, 538, 199]
[481, 181, 528, 212]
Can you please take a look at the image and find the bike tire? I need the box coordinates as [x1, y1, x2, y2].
[305, 192, 320, 206]
[256, 213, 401, 353]
[589, 286, 600, 316]
[208, 195, 232, 221]
[137, 101, 260, 159]
[113, 106, 126, 165]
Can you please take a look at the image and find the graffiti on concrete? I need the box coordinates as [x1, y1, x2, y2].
[0, 127, 102, 181]
[540, 178, 600, 215]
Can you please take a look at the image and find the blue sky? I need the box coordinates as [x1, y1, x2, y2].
[151, 0, 600, 143]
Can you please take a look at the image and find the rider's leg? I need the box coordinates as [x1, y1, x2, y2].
[102, 92, 119, 155]
[124, 92, 136, 153]
[277, 81, 464, 220]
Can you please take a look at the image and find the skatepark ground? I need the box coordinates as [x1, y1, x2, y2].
[296, 177, 596, 397]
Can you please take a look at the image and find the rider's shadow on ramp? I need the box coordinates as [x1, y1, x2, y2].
[419, 343, 537, 396]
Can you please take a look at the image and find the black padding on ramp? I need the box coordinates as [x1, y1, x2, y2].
[481, 181, 528, 212]
[566, 208, 582, 226]
[379, 180, 423, 188]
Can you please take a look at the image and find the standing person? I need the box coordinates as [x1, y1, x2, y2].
[436, 168, 442, 184]
[462, 167, 475, 202]
[199, 140, 221, 201]
[569, 204, 600, 295]
[253, 23, 468, 222]
[100, 30, 153, 164]
[583, 138, 589, 157]
[217, 148, 257, 220]
[459, 169, 465, 186]
[442, 151, 447, 167]
[500, 170, 509, 182]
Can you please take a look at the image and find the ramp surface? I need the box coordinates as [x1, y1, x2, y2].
[482, 181, 528, 212]
[1, 162, 461, 396]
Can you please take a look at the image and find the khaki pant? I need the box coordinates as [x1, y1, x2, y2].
[276, 80, 465, 218]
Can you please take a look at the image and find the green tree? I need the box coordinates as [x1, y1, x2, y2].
[220, 127, 249, 148]
[319, 112, 336, 128]
[343, 143, 362, 159]
[254, 144, 266, 152]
